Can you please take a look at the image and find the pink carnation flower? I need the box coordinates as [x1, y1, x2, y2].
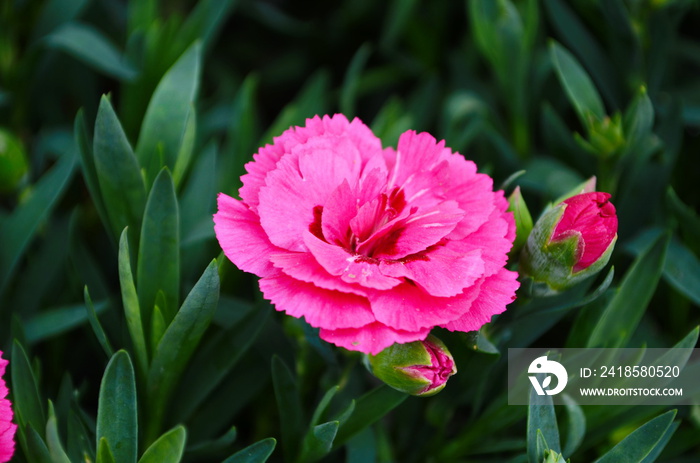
[0, 351, 16, 463]
[214, 114, 519, 354]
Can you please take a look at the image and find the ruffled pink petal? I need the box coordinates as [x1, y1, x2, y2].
[441, 268, 519, 332]
[303, 232, 402, 290]
[0, 354, 16, 463]
[445, 172, 498, 241]
[269, 251, 368, 297]
[258, 141, 362, 251]
[379, 247, 485, 297]
[213, 193, 279, 278]
[239, 142, 287, 213]
[320, 322, 430, 355]
[368, 281, 483, 332]
[386, 131, 451, 189]
[452, 205, 513, 277]
[258, 272, 375, 329]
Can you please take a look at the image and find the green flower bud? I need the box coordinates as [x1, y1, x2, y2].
[366, 335, 457, 397]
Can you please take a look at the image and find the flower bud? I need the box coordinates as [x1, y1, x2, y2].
[520, 192, 617, 292]
[366, 335, 457, 397]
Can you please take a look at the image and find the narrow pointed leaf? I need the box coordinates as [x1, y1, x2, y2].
[45, 22, 137, 81]
[147, 260, 219, 441]
[137, 168, 180, 324]
[75, 109, 109, 230]
[561, 394, 585, 456]
[97, 350, 137, 463]
[119, 229, 148, 376]
[138, 426, 187, 463]
[271, 356, 304, 462]
[549, 40, 605, 127]
[46, 401, 71, 463]
[94, 95, 146, 242]
[136, 42, 201, 187]
[527, 381, 560, 463]
[84, 286, 114, 358]
[222, 438, 276, 463]
[299, 421, 339, 463]
[334, 385, 407, 447]
[11, 340, 46, 437]
[0, 149, 75, 294]
[593, 410, 677, 463]
[25, 424, 52, 463]
[588, 233, 669, 347]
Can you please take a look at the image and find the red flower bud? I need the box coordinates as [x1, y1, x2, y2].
[551, 192, 617, 272]
[520, 192, 618, 292]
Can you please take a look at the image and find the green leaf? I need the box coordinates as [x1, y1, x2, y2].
[25, 424, 52, 463]
[119, 229, 149, 376]
[593, 410, 677, 463]
[333, 385, 407, 447]
[137, 168, 180, 324]
[181, 142, 217, 246]
[623, 87, 654, 151]
[97, 437, 117, 463]
[340, 43, 372, 117]
[97, 350, 138, 463]
[543, 0, 620, 108]
[146, 260, 219, 443]
[136, 42, 201, 187]
[549, 40, 605, 128]
[138, 426, 187, 463]
[222, 438, 276, 463]
[46, 401, 71, 463]
[173, 304, 269, 422]
[75, 109, 109, 233]
[311, 386, 339, 428]
[45, 22, 137, 80]
[272, 355, 304, 462]
[527, 382, 560, 463]
[299, 421, 339, 463]
[32, 0, 89, 40]
[639, 421, 680, 463]
[25, 301, 107, 344]
[84, 286, 114, 358]
[663, 237, 700, 306]
[94, 95, 146, 243]
[561, 394, 585, 456]
[180, 0, 240, 51]
[11, 340, 46, 437]
[0, 148, 76, 295]
[587, 232, 669, 348]
[171, 106, 197, 187]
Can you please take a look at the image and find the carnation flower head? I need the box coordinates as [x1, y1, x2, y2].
[214, 114, 519, 354]
[0, 351, 16, 463]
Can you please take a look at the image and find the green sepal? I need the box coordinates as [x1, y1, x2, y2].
[507, 186, 533, 256]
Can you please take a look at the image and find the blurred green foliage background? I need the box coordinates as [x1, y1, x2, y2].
[1, 0, 700, 461]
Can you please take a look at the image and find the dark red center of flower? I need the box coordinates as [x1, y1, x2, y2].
[308, 187, 414, 258]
